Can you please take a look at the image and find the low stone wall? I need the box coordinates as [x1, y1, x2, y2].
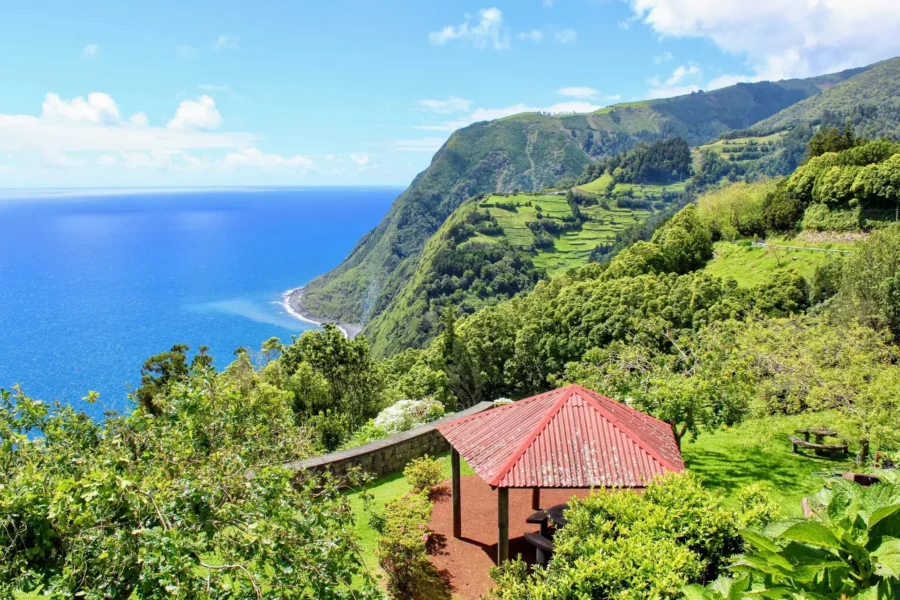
[285, 401, 494, 481]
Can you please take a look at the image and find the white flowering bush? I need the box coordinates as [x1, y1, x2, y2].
[374, 398, 445, 434]
[343, 398, 445, 449]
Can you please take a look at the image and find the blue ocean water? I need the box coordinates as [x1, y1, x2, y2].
[0, 187, 398, 419]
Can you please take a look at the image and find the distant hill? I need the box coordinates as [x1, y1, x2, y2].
[753, 57, 900, 140]
[299, 61, 882, 350]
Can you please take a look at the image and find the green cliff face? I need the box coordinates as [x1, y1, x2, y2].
[300, 65, 874, 354]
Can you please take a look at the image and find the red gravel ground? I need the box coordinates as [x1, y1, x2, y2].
[427, 475, 590, 599]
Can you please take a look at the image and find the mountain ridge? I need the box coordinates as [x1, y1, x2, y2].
[299, 60, 888, 350]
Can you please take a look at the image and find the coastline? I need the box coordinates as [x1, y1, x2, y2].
[280, 287, 362, 339]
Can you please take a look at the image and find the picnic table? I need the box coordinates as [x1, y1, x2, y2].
[525, 503, 569, 565]
[790, 428, 848, 457]
[795, 428, 838, 444]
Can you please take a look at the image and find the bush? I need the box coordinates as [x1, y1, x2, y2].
[377, 492, 433, 600]
[488, 472, 744, 600]
[754, 269, 809, 317]
[801, 203, 862, 231]
[404, 455, 443, 494]
[373, 398, 445, 436]
[686, 480, 900, 599]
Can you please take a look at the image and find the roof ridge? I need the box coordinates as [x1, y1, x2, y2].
[436, 387, 560, 432]
[573, 387, 683, 473]
[485, 385, 577, 487]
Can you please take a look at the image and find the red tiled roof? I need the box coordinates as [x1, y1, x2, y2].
[438, 384, 684, 488]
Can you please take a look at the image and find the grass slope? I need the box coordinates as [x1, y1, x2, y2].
[683, 412, 856, 516]
[754, 56, 900, 139]
[702, 239, 851, 287]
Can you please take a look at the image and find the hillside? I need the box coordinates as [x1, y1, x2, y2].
[754, 57, 900, 139]
[299, 68, 866, 336]
[362, 188, 686, 354]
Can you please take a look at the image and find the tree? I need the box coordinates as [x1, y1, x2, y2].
[0, 369, 382, 599]
[837, 224, 900, 340]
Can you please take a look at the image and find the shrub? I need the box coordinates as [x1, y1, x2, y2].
[373, 398, 445, 436]
[801, 203, 861, 231]
[754, 269, 809, 317]
[734, 483, 778, 530]
[377, 492, 433, 600]
[488, 472, 744, 600]
[686, 480, 900, 599]
[404, 455, 443, 494]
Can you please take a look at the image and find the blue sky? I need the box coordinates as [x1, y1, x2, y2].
[1, 0, 899, 188]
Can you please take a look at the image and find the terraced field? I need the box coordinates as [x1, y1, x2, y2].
[575, 174, 686, 199]
[471, 193, 655, 274]
[692, 132, 786, 168]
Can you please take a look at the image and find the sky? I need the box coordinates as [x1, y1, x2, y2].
[1, 0, 900, 188]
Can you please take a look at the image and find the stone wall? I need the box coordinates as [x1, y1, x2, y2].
[284, 401, 493, 481]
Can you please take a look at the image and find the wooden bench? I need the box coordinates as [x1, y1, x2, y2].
[524, 531, 554, 565]
[789, 436, 848, 456]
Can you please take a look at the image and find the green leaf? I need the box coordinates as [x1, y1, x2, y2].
[682, 584, 721, 600]
[741, 529, 780, 553]
[778, 521, 844, 550]
[872, 537, 900, 578]
[868, 503, 900, 530]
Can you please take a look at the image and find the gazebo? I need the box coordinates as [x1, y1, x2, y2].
[437, 384, 685, 564]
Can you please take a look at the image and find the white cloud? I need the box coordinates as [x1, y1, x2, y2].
[653, 51, 673, 64]
[82, 44, 100, 60]
[392, 137, 448, 153]
[167, 96, 222, 131]
[554, 29, 578, 44]
[0, 92, 254, 157]
[644, 84, 701, 99]
[648, 63, 701, 87]
[129, 112, 149, 127]
[212, 34, 240, 51]
[627, 0, 900, 80]
[516, 29, 544, 41]
[429, 8, 510, 50]
[557, 86, 599, 99]
[706, 73, 754, 90]
[0, 92, 378, 185]
[418, 96, 472, 114]
[220, 148, 312, 170]
[42, 92, 121, 125]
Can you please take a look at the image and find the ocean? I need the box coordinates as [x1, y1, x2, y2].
[0, 187, 398, 420]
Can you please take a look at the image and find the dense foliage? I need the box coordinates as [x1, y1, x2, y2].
[376, 492, 435, 600]
[687, 480, 900, 599]
[0, 366, 381, 599]
[579, 137, 692, 185]
[488, 472, 775, 600]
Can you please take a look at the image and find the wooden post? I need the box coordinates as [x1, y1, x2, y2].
[498, 487, 509, 565]
[531, 487, 540, 510]
[451, 449, 461, 539]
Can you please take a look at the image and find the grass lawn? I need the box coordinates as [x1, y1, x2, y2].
[702, 240, 848, 287]
[683, 411, 856, 517]
[347, 452, 475, 574]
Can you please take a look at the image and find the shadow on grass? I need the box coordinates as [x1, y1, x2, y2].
[683, 431, 855, 514]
